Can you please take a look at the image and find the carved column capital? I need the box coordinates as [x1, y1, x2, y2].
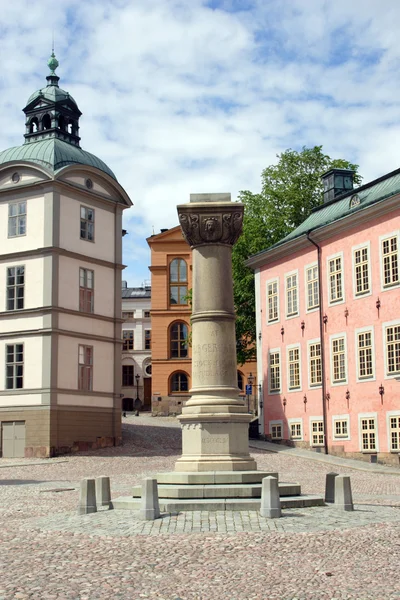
[177, 203, 244, 248]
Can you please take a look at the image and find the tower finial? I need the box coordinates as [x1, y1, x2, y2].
[47, 50, 59, 76]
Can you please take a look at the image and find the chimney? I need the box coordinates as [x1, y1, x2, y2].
[122, 280, 127, 289]
[322, 169, 354, 204]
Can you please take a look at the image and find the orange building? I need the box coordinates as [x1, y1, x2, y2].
[147, 226, 257, 415]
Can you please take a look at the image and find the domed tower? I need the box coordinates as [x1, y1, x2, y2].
[0, 54, 132, 458]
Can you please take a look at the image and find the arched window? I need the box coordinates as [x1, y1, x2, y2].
[170, 371, 189, 393]
[42, 114, 51, 130]
[170, 322, 188, 358]
[29, 118, 39, 133]
[58, 115, 66, 131]
[237, 370, 244, 392]
[169, 258, 187, 305]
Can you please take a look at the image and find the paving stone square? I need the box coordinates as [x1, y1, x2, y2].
[1, 415, 400, 599]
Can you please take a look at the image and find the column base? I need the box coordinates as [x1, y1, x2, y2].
[175, 406, 257, 472]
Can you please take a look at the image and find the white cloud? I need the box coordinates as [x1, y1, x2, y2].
[1, 0, 400, 284]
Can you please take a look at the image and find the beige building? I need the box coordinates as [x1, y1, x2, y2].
[0, 53, 132, 457]
[121, 282, 152, 411]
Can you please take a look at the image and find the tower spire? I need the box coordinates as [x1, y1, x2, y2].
[46, 49, 60, 86]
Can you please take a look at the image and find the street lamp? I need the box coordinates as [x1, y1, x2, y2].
[247, 372, 255, 413]
[135, 373, 140, 402]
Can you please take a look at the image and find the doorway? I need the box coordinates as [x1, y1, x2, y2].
[2, 421, 26, 458]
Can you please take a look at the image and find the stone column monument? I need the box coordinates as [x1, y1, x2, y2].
[175, 193, 257, 472]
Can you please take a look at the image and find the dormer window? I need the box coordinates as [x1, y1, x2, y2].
[322, 169, 354, 204]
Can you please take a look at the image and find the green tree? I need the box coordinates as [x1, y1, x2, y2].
[233, 146, 362, 364]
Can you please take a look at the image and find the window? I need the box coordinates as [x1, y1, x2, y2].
[332, 336, 346, 383]
[269, 351, 280, 392]
[309, 342, 321, 386]
[5, 344, 23, 389]
[145, 330, 151, 350]
[237, 371, 244, 392]
[8, 202, 26, 237]
[78, 345, 93, 391]
[361, 418, 376, 451]
[382, 236, 399, 287]
[357, 331, 373, 379]
[288, 347, 300, 390]
[80, 206, 95, 241]
[329, 256, 343, 302]
[170, 372, 189, 393]
[169, 258, 187, 305]
[6, 266, 24, 310]
[386, 325, 400, 375]
[267, 280, 279, 322]
[311, 420, 324, 446]
[122, 365, 134, 386]
[306, 265, 319, 310]
[122, 311, 134, 320]
[144, 311, 151, 318]
[286, 273, 298, 316]
[333, 419, 348, 438]
[170, 322, 188, 358]
[390, 416, 400, 451]
[79, 268, 94, 313]
[290, 422, 302, 440]
[122, 330, 134, 351]
[271, 424, 282, 440]
[354, 246, 370, 295]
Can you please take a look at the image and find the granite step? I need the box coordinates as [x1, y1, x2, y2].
[156, 471, 279, 485]
[131, 482, 301, 499]
[112, 494, 325, 512]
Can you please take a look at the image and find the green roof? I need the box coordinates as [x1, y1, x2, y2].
[0, 138, 116, 180]
[26, 86, 78, 107]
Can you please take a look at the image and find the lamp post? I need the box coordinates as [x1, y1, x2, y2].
[135, 373, 140, 402]
[247, 372, 255, 413]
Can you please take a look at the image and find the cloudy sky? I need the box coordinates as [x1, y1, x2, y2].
[1, 0, 400, 285]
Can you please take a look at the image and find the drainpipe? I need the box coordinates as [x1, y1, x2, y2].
[307, 232, 329, 456]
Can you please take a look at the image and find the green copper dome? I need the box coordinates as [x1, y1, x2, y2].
[0, 138, 116, 179]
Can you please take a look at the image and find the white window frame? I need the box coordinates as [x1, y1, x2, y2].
[327, 251, 345, 306]
[382, 319, 400, 379]
[5, 343, 24, 390]
[332, 414, 350, 441]
[358, 412, 379, 452]
[379, 230, 400, 291]
[355, 326, 375, 382]
[305, 262, 319, 313]
[8, 201, 27, 238]
[288, 418, 303, 441]
[386, 411, 400, 453]
[269, 420, 283, 440]
[287, 343, 301, 392]
[285, 269, 299, 318]
[352, 241, 372, 298]
[307, 338, 322, 388]
[268, 348, 281, 394]
[122, 329, 134, 351]
[309, 416, 324, 447]
[329, 332, 348, 386]
[6, 265, 25, 311]
[266, 277, 280, 324]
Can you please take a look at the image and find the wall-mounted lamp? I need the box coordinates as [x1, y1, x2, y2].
[301, 321, 305, 336]
[345, 389, 350, 406]
[303, 394, 307, 411]
[344, 307, 349, 324]
[376, 297, 381, 317]
[379, 383, 385, 403]
[323, 314, 328, 331]
[258, 331, 262, 341]
[280, 326, 285, 340]
[282, 396, 287, 409]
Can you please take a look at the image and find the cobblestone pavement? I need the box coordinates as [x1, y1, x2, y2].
[0, 414, 400, 600]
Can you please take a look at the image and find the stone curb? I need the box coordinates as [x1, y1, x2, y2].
[0, 459, 69, 469]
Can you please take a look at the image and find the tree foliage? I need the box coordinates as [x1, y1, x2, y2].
[233, 145, 361, 365]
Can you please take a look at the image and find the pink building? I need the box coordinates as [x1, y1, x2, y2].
[247, 168, 400, 465]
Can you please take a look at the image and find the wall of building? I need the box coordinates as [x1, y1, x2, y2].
[258, 205, 400, 464]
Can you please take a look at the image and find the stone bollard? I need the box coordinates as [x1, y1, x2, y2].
[96, 476, 113, 509]
[325, 472, 338, 503]
[139, 478, 160, 521]
[260, 476, 281, 519]
[77, 478, 97, 515]
[334, 475, 354, 511]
